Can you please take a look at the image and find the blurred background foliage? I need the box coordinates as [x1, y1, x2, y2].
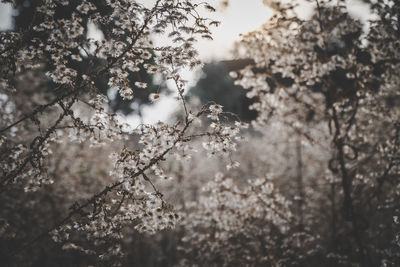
[188, 59, 257, 122]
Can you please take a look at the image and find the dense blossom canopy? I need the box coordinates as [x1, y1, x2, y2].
[0, 0, 244, 264]
[0, 0, 400, 266]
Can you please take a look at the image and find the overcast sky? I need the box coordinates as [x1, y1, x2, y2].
[0, 2, 12, 30]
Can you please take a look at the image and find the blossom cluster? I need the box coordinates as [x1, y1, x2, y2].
[179, 173, 313, 266]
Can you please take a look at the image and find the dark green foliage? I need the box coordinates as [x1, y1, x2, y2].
[189, 60, 257, 122]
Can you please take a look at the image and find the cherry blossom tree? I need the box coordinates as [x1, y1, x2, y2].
[223, 0, 400, 265]
[0, 0, 244, 265]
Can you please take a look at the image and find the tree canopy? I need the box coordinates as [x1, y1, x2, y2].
[0, 0, 400, 266]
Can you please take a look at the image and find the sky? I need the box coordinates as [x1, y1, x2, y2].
[0, 2, 12, 31]
[0, 0, 371, 126]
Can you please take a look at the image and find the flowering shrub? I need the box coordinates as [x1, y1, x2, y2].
[179, 174, 296, 266]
